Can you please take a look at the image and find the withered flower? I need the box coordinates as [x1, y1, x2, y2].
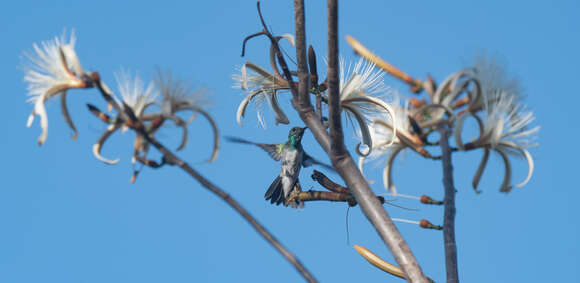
[337, 58, 397, 155]
[23, 30, 90, 145]
[357, 96, 418, 195]
[455, 92, 538, 192]
[232, 34, 295, 128]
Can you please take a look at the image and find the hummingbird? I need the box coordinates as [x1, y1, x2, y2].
[227, 126, 333, 208]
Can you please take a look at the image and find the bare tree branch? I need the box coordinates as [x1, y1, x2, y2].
[326, 0, 347, 156]
[93, 72, 318, 283]
[250, 2, 428, 281]
[437, 124, 459, 283]
[311, 170, 348, 193]
[292, 1, 428, 281]
[143, 132, 318, 283]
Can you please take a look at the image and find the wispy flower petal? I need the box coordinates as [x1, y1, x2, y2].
[157, 72, 219, 162]
[338, 58, 397, 152]
[232, 62, 290, 128]
[116, 70, 158, 118]
[455, 90, 539, 192]
[23, 30, 87, 145]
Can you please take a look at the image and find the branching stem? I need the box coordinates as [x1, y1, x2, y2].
[437, 124, 459, 283]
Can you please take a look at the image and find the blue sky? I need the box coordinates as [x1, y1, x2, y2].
[1, 0, 578, 282]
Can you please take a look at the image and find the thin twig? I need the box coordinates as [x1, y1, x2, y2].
[144, 133, 318, 283]
[94, 73, 318, 283]
[437, 124, 459, 283]
[241, 31, 266, 57]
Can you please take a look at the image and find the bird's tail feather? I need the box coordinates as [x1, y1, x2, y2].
[265, 176, 284, 205]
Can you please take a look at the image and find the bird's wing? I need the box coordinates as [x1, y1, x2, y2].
[226, 136, 283, 161]
[303, 153, 334, 171]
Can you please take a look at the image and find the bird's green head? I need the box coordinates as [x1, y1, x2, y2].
[288, 126, 307, 145]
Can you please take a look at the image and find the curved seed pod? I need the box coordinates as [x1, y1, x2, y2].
[165, 115, 188, 151]
[453, 111, 484, 150]
[357, 155, 376, 185]
[453, 112, 469, 150]
[497, 150, 513, 193]
[268, 92, 290, 125]
[499, 141, 534, 188]
[269, 34, 295, 79]
[92, 123, 121, 165]
[32, 100, 49, 146]
[383, 145, 405, 195]
[441, 76, 481, 110]
[236, 90, 262, 126]
[464, 78, 483, 111]
[182, 106, 220, 163]
[358, 156, 366, 175]
[240, 63, 248, 90]
[472, 148, 490, 192]
[516, 148, 534, 188]
[432, 70, 468, 104]
[343, 105, 372, 157]
[59, 90, 78, 140]
[28, 85, 75, 146]
[342, 95, 397, 146]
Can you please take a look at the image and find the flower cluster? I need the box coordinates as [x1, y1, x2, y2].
[360, 55, 539, 194]
[22, 31, 219, 180]
[233, 34, 397, 154]
[234, 31, 539, 195]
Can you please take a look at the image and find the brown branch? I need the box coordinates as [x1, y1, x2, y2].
[241, 31, 266, 57]
[326, 0, 346, 156]
[292, 190, 351, 203]
[293, 0, 310, 107]
[437, 124, 459, 283]
[311, 170, 348, 193]
[144, 133, 317, 283]
[291, 1, 428, 281]
[249, 2, 428, 281]
[94, 73, 317, 283]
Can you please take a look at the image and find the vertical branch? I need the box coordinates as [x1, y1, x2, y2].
[437, 124, 459, 283]
[293, 0, 310, 107]
[326, 0, 347, 156]
[286, 1, 429, 281]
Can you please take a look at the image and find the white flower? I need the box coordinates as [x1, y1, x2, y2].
[357, 96, 427, 195]
[23, 30, 87, 145]
[115, 71, 158, 118]
[156, 72, 219, 162]
[454, 91, 539, 192]
[338, 58, 397, 155]
[467, 53, 522, 113]
[232, 62, 290, 128]
[233, 34, 295, 128]
[157, 71, 210, 116]
[91, 70, 157, 166]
